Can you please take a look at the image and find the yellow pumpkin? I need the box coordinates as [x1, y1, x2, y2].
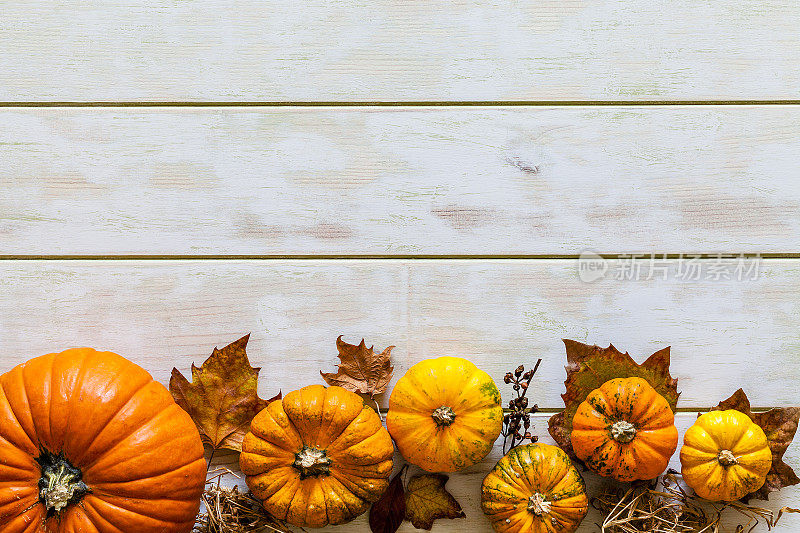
[240, 385, 394, 528]
[481, 443, 588, 533]
[571, 377, 678, 482]
[680, 410, 772, 502]
[387, 356, 502, 472]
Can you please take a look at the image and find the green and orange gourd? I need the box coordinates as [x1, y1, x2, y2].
[570, 377, 679, 482]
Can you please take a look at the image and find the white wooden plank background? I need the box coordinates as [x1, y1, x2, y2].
[0, 259, 797, 409]
[2, 107, 800, 255]
[2, 1, 800, 101]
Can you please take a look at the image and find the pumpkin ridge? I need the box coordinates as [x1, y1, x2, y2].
[322, 476, 360, 517]
[403, 372, 440, 408]
[549, 471, 586, 499]
[451, 374, 497, 411]
[54, 350, 93, 455]
[255, 404, 303, 450]
[728, 425, 760, 455]
[83, 493, 190, 530]
[495, 456, 530, 494]
[0, 386, 37, 456]
[76, 378, 162, 469]
[90, 455, 207, 490]
[586, 390, 615, 420]
[94, 492, 204, 519]
[81, 401, 183, 473]
[69, 355, 156, 463]
[2, 370, 40, 452]
[316, 390, 353, 448]
[630, 430, 673, 456]
[85, 420, 203, 482]
[325, 407, 380, 457]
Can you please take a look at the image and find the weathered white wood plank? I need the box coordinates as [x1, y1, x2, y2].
[2, 2, 800, 101]
[2, 107, 800, 255]
[209, 413, 800, 532]
[0, 259, 798, 408]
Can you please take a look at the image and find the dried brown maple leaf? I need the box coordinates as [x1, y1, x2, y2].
[548, 339, 680, 459]
[711, 388, 800, 501]
[321, 336, 394, 397]
[170, 334, 281, 453]
[369, 465, 408, 533]
[405, 474, 465, 530]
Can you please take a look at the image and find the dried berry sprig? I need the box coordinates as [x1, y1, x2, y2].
[501, 359, 542, 454]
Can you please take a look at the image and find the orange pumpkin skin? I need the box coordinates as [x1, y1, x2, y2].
[481, 443, 588, 533]
[571, 377, 678, 482]
[240, 385, 394, 528]
[0, 348, 207, 533]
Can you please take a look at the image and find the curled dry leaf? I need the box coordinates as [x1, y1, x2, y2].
[711, 388, 800, 501]
[548, 339, 680, 459]
[369, 465, 408, 533]
[170, 334, 281, 452]
[405, 474, 466, 530]
[321, 335, 394, 397]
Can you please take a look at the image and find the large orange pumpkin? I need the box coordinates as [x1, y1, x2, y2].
[240, 384, 394, 528]
[571, 377, 678, 482]
[0, 348, 207, 533]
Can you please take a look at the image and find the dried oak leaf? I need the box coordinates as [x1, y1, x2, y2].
[369, 466, 408, 533]
[321, 336, 394, 397]
[548, 339, 680, 459]
[711, 388, 800, 501]
[405, 474, 465, 530]
[170, 334, 281, 452]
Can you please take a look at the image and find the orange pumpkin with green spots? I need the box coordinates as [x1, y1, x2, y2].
[681, 410, 772, 502]
[240, 385, 393, 528]
[387, 356, 502, 472]
[481, 443, 588, 533]
[571, 377, 678, 482]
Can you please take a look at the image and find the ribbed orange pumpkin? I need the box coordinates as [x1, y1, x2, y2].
[240, 385, 394, 528]
[571, 377, 678, 482]
[0, 348, 207, 533]
[681, 410, 772, 502]
[481, 443, 588, 533]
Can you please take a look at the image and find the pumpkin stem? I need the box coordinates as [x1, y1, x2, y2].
[293, 446, 332, 478]
[36, 450, 89, 515]
[431, 406, 456, 427]
[717, 449, 738, 467]
[610, 420, 637, 443]
[527, 492, 552, 516]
